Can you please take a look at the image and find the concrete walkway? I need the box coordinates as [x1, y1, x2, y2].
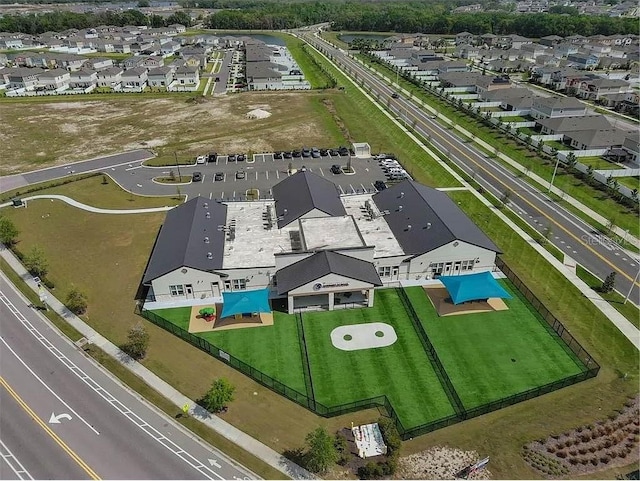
[311, 39, 639, 349]
[353, 56, 640, 250]
[0, 246, 315, 480]
[0, 195, 176, 214]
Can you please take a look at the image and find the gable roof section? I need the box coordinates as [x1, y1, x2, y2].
[272, 170, 346, 228]
[142, 197, 227, 283]
[372, 180, 500, 255]
[537, 115, 611, 133]
[276, 251, 382, 295]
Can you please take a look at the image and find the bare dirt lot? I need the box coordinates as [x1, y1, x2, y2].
[1, 92, 345, 175]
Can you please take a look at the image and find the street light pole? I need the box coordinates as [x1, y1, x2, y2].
[548, 155, 560, 194]
[623, 264, 640, 305]
[174, 151, 182, 180]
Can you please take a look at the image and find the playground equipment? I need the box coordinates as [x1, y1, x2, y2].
[199, 307, 216, 322]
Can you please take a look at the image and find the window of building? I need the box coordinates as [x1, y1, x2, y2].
[431, 262, 444, 276]
[224, 280, 231, 291]
[461, 259, 475, 271]
[169, 284, 184, 296]
[378, 266, 391, 277]
[232, 278, 247, 290]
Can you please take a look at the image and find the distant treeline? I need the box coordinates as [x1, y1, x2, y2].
[0, 1, 636, 37]
[0, 10, 192, 34]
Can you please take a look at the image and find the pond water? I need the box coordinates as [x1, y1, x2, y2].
[223, 34, 286, 46]
[338, 33, 392, 45]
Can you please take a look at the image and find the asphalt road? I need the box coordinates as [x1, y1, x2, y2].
[0, 275, 256, 480]
[303, 31, 640, 305]
[0, 150, 155, 195]
[107, 151, 391, 200]
[213, 50, 233, 94]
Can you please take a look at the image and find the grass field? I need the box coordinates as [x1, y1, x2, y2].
[151, 307, 307, 394]
[302, 289, 456, 429]
[404, 285, 585, 409]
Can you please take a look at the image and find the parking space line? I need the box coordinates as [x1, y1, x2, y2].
[276, 170, 280, 179]
[209, 192, 212, 199]
[255, 172, 258, 180]
[232, 191, 236, 198]
[338, 185, 345, 194]
[221, 191, 225, 198]
[360, 183, 367, 192]
[319, 167, 324, 176]
[350, 184, 356, 194]
[265, 171, 269, 180]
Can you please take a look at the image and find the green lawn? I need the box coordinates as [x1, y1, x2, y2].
[302, 289, 456, 429]
[578, 156, 623, 170]
[284, 37, 333, 89]
[404, 285, 586, 409]
[617, 176, 639, 190]
[151, 307, 307, 395]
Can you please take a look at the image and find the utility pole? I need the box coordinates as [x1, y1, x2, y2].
[548, 155, 560, 194]
[623, 265, 640, 305]
[174, 151, 182, 180]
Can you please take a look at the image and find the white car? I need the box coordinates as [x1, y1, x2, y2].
[196, 155, 206, 164]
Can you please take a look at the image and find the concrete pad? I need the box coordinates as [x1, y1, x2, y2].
[331, 322, 397, 351]
[424, 286, 508, 317]
[188, 304, 274, 332]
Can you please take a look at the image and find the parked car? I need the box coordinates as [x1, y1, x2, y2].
[320, 148, 329, 156]
[283, 151, 293, 159]
[192, 171, 203, 182]
[374, 180, 387, 191]
[338, 146, 349, 156]
[311, 147, 321, 158]
[214, 172, 224, 181]
[228, 154, 237, 162]
[207, 152, 217, 163]
[274, 151, 284, 160]
[329, 148, 340, 156]
[292, 150, 302, 158]
[236, 170, 245, 180]
[331, 164, 342, 174]
[302, 147, 311, 158]
[196, 155, 206, 164]
[387, 172, 409, 181]
[237, 153, 246, 162]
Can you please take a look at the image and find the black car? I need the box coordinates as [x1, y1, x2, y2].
[331, 164, 341, 174]
[338, 146, 349, 156]
[374, 180, 387, 191]
[192, 171, 203, 182]
[207, 152, 217, 163]
[274, 151, 283, 159]
[292, 150, 302, 158]
[302, 147, 311, 158]
[283, 151, 293, 159]
[228, 154, 237, 162]
[391, 92, 399, 99]
[237, 153, 246, 162]
[214, 172, 224, 181]
[319, 148, 329, 156]
[329, 148, 340, 156]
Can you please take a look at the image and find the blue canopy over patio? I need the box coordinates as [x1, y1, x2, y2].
[220, 289, 272, 318]
[438, 271, 512, 305]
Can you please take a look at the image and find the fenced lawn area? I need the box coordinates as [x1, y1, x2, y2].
[149, 282, 591, 434]
[150, 307, 307, 394]
[301, 289, 457, 429]
[403, 283, 586, 409]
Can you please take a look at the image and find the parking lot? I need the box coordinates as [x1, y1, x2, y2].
[107, 149, 410, 200]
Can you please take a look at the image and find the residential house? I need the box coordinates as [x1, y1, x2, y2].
[141, 56, 164, 69]
[520, 43, 549, 60]
[160, 41, 181, 57]
[455, 44, 480, 60]
[168, 24, 187, 34]
[504, 35, 532, 50]
[539, 35, 563, 47]
[68, 69, 97, 89]
[96, 66, 124, 88]
[577, 78, 631, 101]
[93, 39, 115, 53]
[565, 34, 586, 44]
[565, 129, 630, 150]
[437, 61, 469, 73]
[0, 37, 23, 49]
[83, 57, 113, 71]
[567, 53, 599, 70]
[112, 42, 132, 54]
[246, 62, 282, 90]
[36, 68, 70, 90]
[554, 43, 580, 57]
[582, 43, 612, 57]
[123, 56, 146, 70]
[536, 115, 611, 135]
[550, 67, 589, 90]
[474, 75, 512, 95]
[147, 66, 173, 87]
[121, 67, 148, 90]
[622, 135, 639, 163]
[455, 32, 475, 46]
[531, 96, 586, 119]
[479, 33, 497, 47]
[172, 65, 199, 88]
[0, 53, 8, 67]
[7, 67, 43, 90]
[438, 71, 483, 90]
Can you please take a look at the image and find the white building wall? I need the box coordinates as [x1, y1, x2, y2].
[288, 273, 374, 296]
[409, 241, 497, 280]
[151, 267, 221, 302]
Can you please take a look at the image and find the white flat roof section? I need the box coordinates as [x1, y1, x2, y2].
[341, 194, 405, 258]
[299, 216, 365, 251]
[222, 201, 299, 268]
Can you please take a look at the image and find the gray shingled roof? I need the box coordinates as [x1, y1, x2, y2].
[276, 251, 382, 295]
[142, 197, 227, 284]
[537, 115, 611, 133]
[272, 170, 346, 228]
[372, 180, 501, 256]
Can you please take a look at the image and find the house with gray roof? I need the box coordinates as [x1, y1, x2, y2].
[141, 169, 501, 313]
[536, 115, 611, 135]
[37, 68, 70, 90]
[531, 96, 586, 119]
[147, 66, 173, 87]
[565, 129, 631, 150]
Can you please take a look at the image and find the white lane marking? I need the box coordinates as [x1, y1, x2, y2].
[209, 192, 213, 200]
[49, 412, 72, 424]
[125, 166, 142, 171]
[0, 336, 100, 435]
[0, 438, 34, 480]
[319, 167, 324, 176]
[0, 292, 224, 480]
[265, 171, 269, 180]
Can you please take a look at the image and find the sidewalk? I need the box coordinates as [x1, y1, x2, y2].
[353, 56, 640, 250]
[0, 245, 315, 480]
[1, 195, 175, 214]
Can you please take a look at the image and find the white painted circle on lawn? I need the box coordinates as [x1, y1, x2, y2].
[331, 322, 397, 351]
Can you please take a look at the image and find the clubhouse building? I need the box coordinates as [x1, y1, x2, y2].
[142, 171, 501, 313]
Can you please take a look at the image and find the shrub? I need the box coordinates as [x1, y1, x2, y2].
[122, 322, 149, 360]
[569, 458, 578, 465]
[547, 446, 556, 453]
[600, 455, 610, 464]
[65, 286, 88, 315]
[334, 433, 350, 466]
[609, 450, 618, 459]
[43, 278, 55, 289]
[588, 446, 597, 453]
[377, 417, 401, 455]
[201, 378, 235, 414]
[604, 439, 613, 448]
[579, 458, 589, 465]
[556, 450, 567, 459]
[569, 449, 577, 456]
[590, 458, 598, 466]
[578, 447, 587, 455]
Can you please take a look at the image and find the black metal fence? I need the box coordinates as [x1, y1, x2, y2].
[139, 258, 599, 440]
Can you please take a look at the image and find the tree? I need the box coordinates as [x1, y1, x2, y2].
[304, 427, 338, 474]
[23, 245, 48, 277]
[137, 0, 150, 7]
[66, 286, 88, 315]
[123, 322, 150, 360]
[334, 432, 351, 465]
[601, 272, 616, 293]
[202, 378, 235, 413]
[0, 216, 19, 246]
